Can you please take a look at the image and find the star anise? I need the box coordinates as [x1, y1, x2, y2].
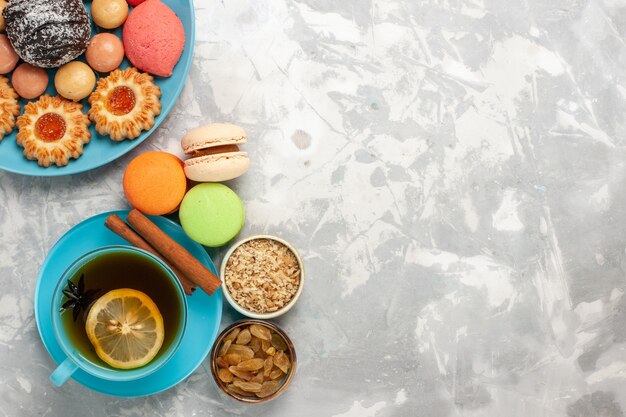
[59, 274, 101, 322]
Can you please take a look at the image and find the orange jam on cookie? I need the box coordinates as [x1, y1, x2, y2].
[35, 113, 66, 142]
[107, 86, 136, 116]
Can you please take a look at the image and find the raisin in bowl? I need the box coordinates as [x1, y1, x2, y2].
[210, 320, 297, 403]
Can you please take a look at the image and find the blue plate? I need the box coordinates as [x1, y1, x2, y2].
[0, 0, 195, 177]
[34, 210, 223, 397]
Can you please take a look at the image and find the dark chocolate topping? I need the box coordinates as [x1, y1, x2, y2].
[3, 0, 91, 68]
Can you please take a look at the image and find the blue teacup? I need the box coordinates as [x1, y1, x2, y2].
[50, 246, 188, 386]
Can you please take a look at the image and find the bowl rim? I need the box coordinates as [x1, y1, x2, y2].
[210, 319, 297, 403]
[219, 234, 304, 319]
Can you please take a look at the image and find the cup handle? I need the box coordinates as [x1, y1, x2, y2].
[50, 357, 79, 387]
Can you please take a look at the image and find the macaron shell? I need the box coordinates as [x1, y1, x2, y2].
[180, 123, 248, 153]
[179, 183, 245, 247]
[123, 151, 187, 215]
[182, 136, 247, 155]
[183, 152, 250, 182]
[181, 123, 247, 153]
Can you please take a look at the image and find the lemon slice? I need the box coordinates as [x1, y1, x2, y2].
[85, 288, 164, 369]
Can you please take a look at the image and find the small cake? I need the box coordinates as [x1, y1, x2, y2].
[88, 67, 161, 141]
[12, 63, 49, 100]
[3, 0, 91, 68]
[86, 34, 125, 73]
[55, 61, 96, 101]
[91, 0, 128, 30]
[122, 0, 185, 77]
[0, 76, 20, 141]
[16, 95, 91, 167]
[0, 35, 19, 74]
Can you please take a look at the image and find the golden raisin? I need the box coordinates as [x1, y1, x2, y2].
[216, 357, 228, 368]
[274, 351, 291, 373]
[218, 368, 234, 383]
[271, 333, 288, 351]
[269, 368, 283, 380]
[235, 329, 252, 345]
[227, 344, 254, 359]
[263, 358, 273, 377]
[235, 358, 264, 371]
[224, 328, 241, 342]
[256, 380, 281, 398]
[251, 372, 265, 384]
[250, 324, 271, 341]
[250, 336, 262, 353]
[229, 366, 253, 381]
[233, 380, 262, 393]
[227, 384, 251, 396]
[223, 353, 244, 366]
[218, 339, 232, 357]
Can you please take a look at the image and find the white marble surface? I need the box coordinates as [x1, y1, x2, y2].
[2, 0, 626, 415]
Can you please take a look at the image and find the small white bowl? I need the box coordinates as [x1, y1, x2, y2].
[220, 234, 304, 319]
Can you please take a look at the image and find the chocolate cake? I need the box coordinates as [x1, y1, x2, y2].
[3, 0, 91, 68]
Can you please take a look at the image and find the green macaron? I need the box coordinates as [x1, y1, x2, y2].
[179, 183, 245, 247]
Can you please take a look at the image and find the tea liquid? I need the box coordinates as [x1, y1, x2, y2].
[60, 250, 183, 369]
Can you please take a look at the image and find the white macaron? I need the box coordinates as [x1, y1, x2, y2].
[181, 123, 250, 182]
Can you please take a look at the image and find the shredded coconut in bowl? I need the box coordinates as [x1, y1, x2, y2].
[224, 238, 301, 315]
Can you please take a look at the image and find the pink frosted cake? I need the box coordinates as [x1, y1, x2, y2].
[122, 0, 185, 77]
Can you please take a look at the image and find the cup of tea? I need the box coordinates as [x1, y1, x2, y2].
[49, 245, 188, 386]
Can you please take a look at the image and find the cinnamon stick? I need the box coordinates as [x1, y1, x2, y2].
[126, 209, 222, 295]
[105, 214, 196, 295]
